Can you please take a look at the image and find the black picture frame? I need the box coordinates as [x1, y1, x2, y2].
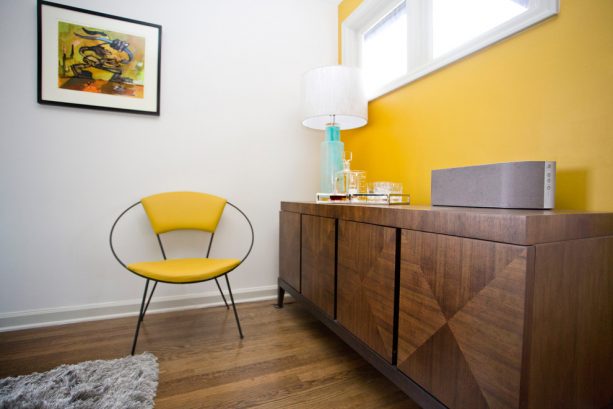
[37, 0, 162, 115]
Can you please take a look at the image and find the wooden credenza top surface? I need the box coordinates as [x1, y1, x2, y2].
[280, 201, 613, 245]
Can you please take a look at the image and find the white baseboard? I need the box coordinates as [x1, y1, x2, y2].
[0, 285, 283, 332]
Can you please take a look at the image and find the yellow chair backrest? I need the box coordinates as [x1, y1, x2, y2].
[141, 191, 227, 234]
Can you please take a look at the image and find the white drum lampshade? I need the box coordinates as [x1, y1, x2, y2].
[302, 65, 367, 130]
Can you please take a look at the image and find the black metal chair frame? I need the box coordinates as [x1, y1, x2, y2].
[109, 200, 254, 355]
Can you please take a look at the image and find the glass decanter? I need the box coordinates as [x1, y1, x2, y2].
[333, 152, 366, 196]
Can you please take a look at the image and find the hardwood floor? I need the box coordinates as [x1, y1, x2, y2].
[0, 300, 421, 408]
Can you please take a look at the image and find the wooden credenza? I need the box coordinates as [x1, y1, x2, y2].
[277, 202, 613, 409]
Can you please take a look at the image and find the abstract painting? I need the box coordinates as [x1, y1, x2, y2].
[38, 1, 161, 115]
[58, 22, 146, 98]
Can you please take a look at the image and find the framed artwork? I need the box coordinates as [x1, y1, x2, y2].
[37, 0, 162, 115]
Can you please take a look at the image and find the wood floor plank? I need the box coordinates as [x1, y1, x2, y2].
[0, 300, 420, 408]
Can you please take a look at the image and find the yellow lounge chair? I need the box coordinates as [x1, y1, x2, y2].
[109, 191, 254, 354]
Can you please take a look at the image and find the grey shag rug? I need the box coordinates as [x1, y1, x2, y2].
[0, 352, 158, 409]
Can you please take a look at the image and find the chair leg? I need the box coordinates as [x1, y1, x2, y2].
[131, 279, 150, 355]
[224, 274, 243, 339]
[140, 281, 158, 322]
[214, 278, 230, 309]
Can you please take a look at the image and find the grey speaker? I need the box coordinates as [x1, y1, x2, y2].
[431, 161, 555, 209]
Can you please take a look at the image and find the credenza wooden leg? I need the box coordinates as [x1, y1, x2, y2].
[276, 286, 285, 308]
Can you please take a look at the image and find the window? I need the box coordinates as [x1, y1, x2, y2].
[362, 2, 407, 95]
[343, 0, 559, 100]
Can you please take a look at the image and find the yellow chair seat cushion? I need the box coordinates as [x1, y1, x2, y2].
[127, 258, 241, 283]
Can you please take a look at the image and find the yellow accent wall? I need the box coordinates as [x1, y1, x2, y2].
[339, 0, 613, 211]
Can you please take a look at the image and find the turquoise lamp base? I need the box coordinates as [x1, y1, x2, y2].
[320, 125, 343, 193]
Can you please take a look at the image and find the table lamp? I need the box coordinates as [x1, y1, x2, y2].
[302, 65, 367, 193]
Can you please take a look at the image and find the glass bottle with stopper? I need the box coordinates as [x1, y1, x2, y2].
[334, 151, 366, 197]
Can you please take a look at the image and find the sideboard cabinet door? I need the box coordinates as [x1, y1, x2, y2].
[279, 211, 301, 292]
[301, 214, 336, 318]
[398, 229, 529, 409]
[337, 220, 396, 363]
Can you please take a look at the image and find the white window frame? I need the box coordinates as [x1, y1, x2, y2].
[342, 0, 559, 101]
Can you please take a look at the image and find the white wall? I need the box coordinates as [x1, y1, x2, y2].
[0, 0, 337, 328]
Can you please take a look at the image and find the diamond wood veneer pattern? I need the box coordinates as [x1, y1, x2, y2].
[301, 215, 336, 317]
[338, 221, 396, 363]
[338, 284, 390, 360]
[424, 234, 505, 319]
[279, 211, 301, 292]
[398, 230, 528, 409]
[396, 261, 447, 362]
[402, 324, 489, 409]
[448, 255, 527, 409]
